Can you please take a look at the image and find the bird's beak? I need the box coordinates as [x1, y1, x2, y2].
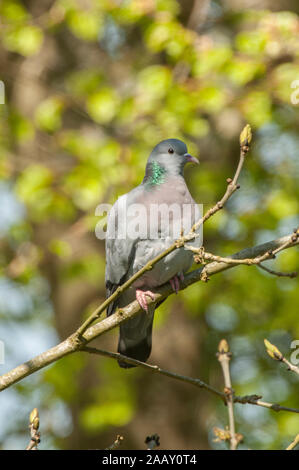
[184, 153, 199, 164]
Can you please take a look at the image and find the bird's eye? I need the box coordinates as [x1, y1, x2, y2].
[168, 148, 174, 154]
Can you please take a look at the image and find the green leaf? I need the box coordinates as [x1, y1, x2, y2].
[137, 65, 172, 100]
[49, 239, 72, 259]
[80, 401, 134, 432]
[16, 165, 53, 203]
[9, 112, 34, 143]
[87, 88, 119, 123]
[241, 90, 272, 127]
[3, 25, 43, 56]
[192, 47, 232, 78]
[35, 97, 64, 133]
[196, 85, 227, 113]
[67, 10, 103, 41]
[224, 58, 265, 85]
[236, 30, 268, 55]
[66, 69, 103, 97]
[0, 0, 28, 23]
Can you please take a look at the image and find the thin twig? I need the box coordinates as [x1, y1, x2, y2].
[26, 408, 40, 450]
[264, 339, 299, 376]
[286, 433, 299, 450]
[217, 340, 239, 450]
[105, 435, 124, 450]
[258, 263, 297, 278]
[281, 356, 299, 376]
[188, 230, 299, 270]
[81, 346, 224, 400]
[81, 347, 299, 415]
[234, 394, 299, 414]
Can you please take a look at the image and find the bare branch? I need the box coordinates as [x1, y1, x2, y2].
[81, 347, 299, 416]
[188, 229, 299, 271]
[26, 408, 40, 451]
[217, 340, 239, 450]
[258, 263, 297, 278]
[0, 233, 298, 393]
[286, 433, 299, 450]
[234, 394, 299, 414]
[105, 435, 124, 450]
[264, 339, 299, 376]
[81, 346, 224, 400]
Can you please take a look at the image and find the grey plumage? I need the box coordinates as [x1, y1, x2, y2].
[105, 139, 201, 367]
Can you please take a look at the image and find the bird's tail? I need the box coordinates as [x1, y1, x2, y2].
[117, 308, 154, 368]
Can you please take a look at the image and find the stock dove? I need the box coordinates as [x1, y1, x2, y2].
[105, 139, 201, 367]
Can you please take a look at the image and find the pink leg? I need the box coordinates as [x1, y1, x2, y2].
[170, 275, 180, 294]
[136, 289, 155, 313]
[170, 272, 185, 294]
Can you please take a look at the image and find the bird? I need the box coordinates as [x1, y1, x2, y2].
[105, 138, 201, 368]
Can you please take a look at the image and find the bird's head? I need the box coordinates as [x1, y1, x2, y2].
[144, 139, 199, 185]
[150, 138, 198, 166]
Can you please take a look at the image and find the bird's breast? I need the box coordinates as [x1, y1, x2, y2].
[123, 175, 202, 288]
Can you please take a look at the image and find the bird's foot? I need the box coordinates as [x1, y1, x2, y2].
[136, 289, 155, 313]
[169, 272, 184, 294]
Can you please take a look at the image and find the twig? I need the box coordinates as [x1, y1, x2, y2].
[81, 346, 224, 400]
[145, 434, 160, 450]
[75, 125, 252, 338]
[26, 408, 40, 450]
[217, 340, 239, 450]
[81, 347, 299, 415]
[258, 263, 297, 278]
[105, 435, 124, 450]
[264, 339, 299, 376]
[234, 394, 299, 414]
[286, 433, 299, 450]
[188, 126, 251, 238]
[0, 233, 298, 392]
[188, 229, 299, 271]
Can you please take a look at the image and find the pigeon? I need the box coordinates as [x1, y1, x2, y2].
[105, 139, 201, 368]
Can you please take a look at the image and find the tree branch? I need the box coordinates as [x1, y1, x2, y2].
[258, 263, 297, 279]
[217, 340, 239, 450]
[105, 435, 124, 450]
[81, 347, 299, 416]
[233, 394, 299, 414]
[187, 229, 298, 269]
[264, 339, 299, 376]
[26, 408, 40, 451]
[286, 433, 299, 450]
[81, 346, 224, 400]
[0, 233, 298, 392]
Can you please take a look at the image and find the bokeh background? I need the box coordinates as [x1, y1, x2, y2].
[0, 0, 299, 450]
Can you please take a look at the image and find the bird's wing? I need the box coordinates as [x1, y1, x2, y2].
[105, 190, 139, 315]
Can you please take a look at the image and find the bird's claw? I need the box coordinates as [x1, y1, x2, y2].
[169, 273, 184, 294]
[136, 289, 155, 313]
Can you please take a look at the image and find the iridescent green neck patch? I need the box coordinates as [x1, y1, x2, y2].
[149, 161, 166, 186]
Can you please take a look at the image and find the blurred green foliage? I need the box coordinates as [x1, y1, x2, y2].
[0, 0, 298, 450]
